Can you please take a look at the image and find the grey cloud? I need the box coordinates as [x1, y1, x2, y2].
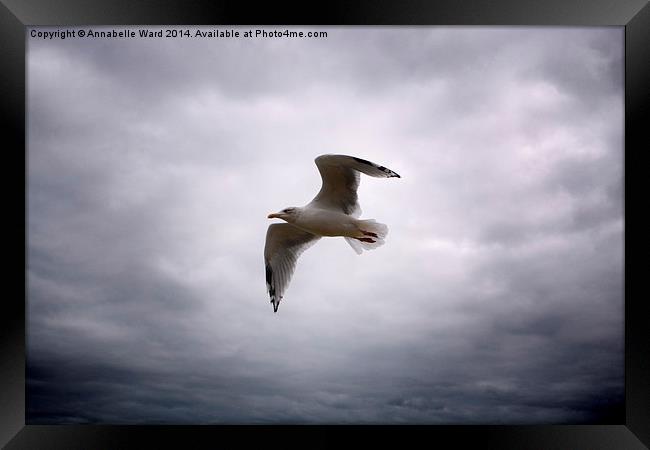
[27, 26, 623, 424]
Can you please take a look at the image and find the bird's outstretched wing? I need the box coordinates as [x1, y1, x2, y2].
[264, 223, 321, 312]
[307, 154, 400, 217]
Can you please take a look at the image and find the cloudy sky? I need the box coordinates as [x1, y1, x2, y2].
[27, 26, 624, 424]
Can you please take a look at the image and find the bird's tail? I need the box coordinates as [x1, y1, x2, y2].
[344, 219, 388, 254]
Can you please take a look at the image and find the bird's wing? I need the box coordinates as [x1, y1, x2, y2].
[264, 223, 321, 312]
[307, 154, 400, 217]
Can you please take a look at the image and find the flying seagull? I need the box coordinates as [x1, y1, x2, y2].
[264, 154, 400, 312]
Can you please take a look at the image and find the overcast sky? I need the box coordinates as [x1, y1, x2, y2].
[27, 26, 624, 424]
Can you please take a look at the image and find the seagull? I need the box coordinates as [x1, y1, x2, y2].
[264, 154, 400, 313]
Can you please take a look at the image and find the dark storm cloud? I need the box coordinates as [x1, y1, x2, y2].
[27, 27, 623, 424]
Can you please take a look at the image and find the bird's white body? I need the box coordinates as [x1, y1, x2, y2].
[288, 207, 359, 237]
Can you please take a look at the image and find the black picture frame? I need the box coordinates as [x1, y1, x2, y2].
[2, 1, 648, 448]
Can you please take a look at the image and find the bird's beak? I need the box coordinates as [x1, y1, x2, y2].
[268, 212, 281, 219]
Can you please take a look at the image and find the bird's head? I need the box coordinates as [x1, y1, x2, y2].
[267, 206, 300, 223]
